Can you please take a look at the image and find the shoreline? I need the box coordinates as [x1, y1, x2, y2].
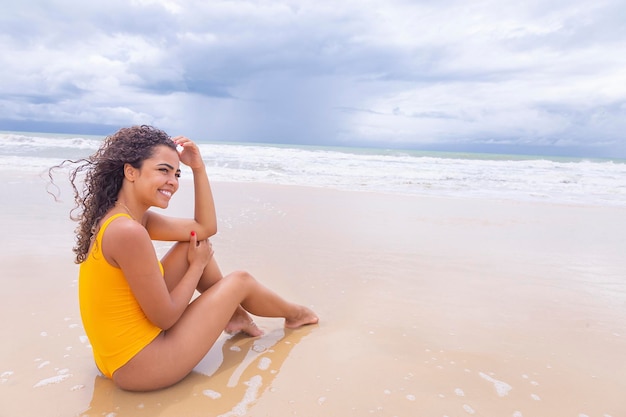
[3, 130, 626, 208]
[1, 175, 625, 416]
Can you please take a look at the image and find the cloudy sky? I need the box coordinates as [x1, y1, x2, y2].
[1, 0, 625, 157]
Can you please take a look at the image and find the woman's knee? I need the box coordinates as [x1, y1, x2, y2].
[162, 241, 190, 261]
[226, 270, 256, 286]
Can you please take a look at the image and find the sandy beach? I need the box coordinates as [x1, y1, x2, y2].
[1, 172, 625, 416]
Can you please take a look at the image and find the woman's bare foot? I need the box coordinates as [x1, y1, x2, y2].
[285, 305, 319, 329]
[225, 306, 264, 337]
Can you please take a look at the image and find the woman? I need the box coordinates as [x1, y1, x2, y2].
[56, 125, 318, 391]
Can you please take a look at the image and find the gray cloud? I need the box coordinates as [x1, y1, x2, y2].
[1, 0, 625, 157]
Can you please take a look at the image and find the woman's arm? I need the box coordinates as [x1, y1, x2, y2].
[105, 219, 212, 330]
[145, 136, 217, 241]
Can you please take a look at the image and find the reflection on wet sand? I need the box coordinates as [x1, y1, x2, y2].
[78, 326, 314, 416]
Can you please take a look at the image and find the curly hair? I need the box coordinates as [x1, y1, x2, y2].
[49, 125, 176, 264]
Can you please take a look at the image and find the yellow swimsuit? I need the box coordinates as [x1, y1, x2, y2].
[79, 213, 162, 378]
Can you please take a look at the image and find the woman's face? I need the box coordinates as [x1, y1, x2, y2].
[134, 145, 181, 209]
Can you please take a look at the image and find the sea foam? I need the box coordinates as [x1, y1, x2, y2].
[3, 132, 625, 206]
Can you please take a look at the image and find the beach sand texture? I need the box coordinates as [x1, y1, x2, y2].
[1, 174, 625, 416]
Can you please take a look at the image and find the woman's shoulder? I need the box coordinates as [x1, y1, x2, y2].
[99, 212, 152, 267]
[100, 212, 135, 232]
[103, 212, 145, 232]
[100, 212, 150, 245]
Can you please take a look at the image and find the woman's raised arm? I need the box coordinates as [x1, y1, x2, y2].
[145, 136, 217, 241]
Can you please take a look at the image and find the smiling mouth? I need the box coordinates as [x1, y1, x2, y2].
[159, 190, 173, 198]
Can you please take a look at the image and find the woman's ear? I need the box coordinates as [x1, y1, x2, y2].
[123, 163, 137, 182]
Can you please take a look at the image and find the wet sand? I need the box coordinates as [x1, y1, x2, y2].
[1, 174, 625, 416]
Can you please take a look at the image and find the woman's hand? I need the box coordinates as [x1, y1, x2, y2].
[187, 231, 213, 269]
[173, 136, 204, 170]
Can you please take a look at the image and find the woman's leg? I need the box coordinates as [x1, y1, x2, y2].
[160, 241, 223, 292]
[160, 242, 262, 336]
[113, 270, 318, 391]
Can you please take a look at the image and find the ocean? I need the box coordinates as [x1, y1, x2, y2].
[2, 130, 625, 207]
